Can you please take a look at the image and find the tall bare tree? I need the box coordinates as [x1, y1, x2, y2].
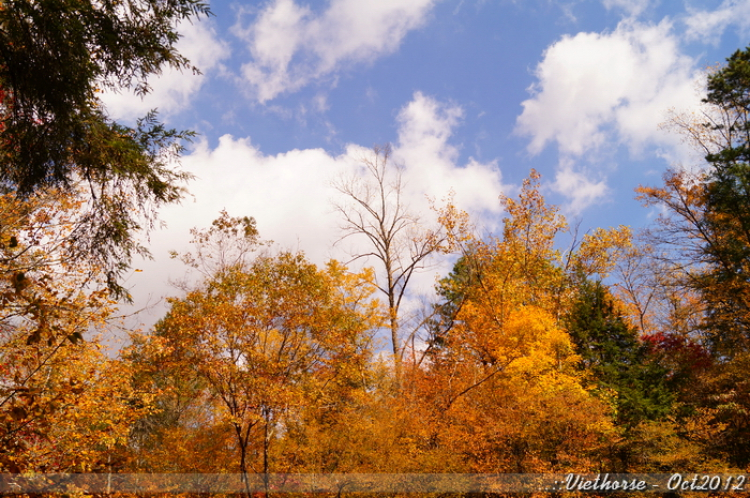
[333, 145, 446, 375]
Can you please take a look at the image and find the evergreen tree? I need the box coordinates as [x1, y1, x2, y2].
[0, 0, 209, 296]
[566, 279, 673, 427]
[700, 45, 750, 355]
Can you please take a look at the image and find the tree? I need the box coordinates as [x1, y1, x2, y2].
[125, 332, 234, 476]
[431, 170, 631, 349]
[425, 294, 614, 472]
[151, 215, 380, 496]
[0, 0, 212, 466]
[1, 336, 149, 475]
[430, 171, 569, 371]
[422, 172, 619, 473]
[333, 144, 446, 373]
[635, 46, 750, 468]
[0, 0, 209, 297]
[644, 46, 750, 355]
[698, 46, 750, 354]
[565, 279, 673, 428]
[0, 187, 151, 474]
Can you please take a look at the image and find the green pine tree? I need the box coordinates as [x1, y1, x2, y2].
[565, 279, 673, 427]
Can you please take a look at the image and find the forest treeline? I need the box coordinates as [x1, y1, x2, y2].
[4, 151, 750, 490]
[2, 0, 750, 495]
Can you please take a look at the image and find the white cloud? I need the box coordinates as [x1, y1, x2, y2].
[235, 0, 438, 102]
[517, 19, 700, 157]
[125, 92, 504, 327]
[601, 0, 650, 17]
[394, 92, 505, 222]
[515, 19, 703, 211]
[683, 0, 750, 45]
[101, 20, 229, 121]
[552, 160, 609, 215]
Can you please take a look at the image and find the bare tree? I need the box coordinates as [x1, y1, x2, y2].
[333, 145, 446, 375]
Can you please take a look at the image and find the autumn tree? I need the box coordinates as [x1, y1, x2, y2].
[641, 47, 750, 355]
[692, 47, 750, 466]
[274, 348, 433, 475]
[333, 144, 446, 373]
[1, 336, 149, 475]
[127, 211, 264, 477]
[423, 171, 622, 473]
[148, 214, 380, 496]
[431, 170, 631, 346]
[0, 0, 208, 297]
[635, 46, 750, 468]
[425, 276, 614, 474]
[0, 187, 148, 474]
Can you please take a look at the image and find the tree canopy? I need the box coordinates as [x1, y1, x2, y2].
[0, 0, 209, 296]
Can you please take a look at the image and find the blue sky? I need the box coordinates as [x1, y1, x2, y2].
[100, 0, 750, 329]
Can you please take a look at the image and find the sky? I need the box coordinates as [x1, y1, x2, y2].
[99, 0, 750, 332]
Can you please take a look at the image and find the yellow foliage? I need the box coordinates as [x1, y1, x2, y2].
[0, 186, 143, 473]
[572, 225, 633, 279]
[149, 249, 381, 480]
[425, 170, 619, 473]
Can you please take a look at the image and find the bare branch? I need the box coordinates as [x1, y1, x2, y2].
[331, 145, 447, 374]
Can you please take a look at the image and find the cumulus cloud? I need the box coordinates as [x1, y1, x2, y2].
[394, 92, 505, 223]
[517, 19, 700, 156]
[100, 19, 229, 121]
[515, 19, 703, 210]
[125, 92, 504, 327]
[234, 0, 438, 102]
[683, 0, 750, 45]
